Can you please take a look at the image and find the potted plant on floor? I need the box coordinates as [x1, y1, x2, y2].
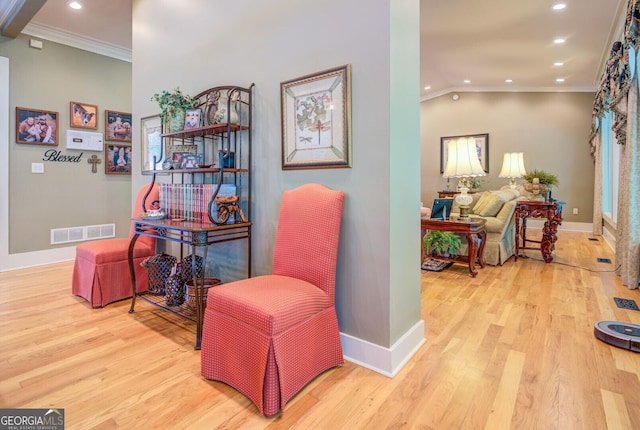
[423, 230, 461, 258]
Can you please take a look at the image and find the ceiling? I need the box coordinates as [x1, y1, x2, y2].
[0, 0, 626, 100]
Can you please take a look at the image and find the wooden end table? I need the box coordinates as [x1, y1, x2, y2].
[421, 218, 487, 277]
[514, 200, 564, 263]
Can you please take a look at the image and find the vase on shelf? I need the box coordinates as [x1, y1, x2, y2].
[214, 94, 239, 124]
[168, 109, 185, 132]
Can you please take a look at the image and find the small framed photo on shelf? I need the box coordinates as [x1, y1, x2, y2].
[183, 108, 202, 130]
[70, 101, 98, 129]
[166, 144, 197, 165]
[180, 154, 199, 169]
[171, 151, 190, 169]
[16, 107, 58, 145]
[105, 143, 132, 175]
[105, 110, 132, 142]
[280, 64, 352, 170]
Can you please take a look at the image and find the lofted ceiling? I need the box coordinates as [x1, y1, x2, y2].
[0, 0, 626, 99]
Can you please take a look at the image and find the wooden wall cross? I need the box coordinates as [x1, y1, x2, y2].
[88, 154, 101, 173]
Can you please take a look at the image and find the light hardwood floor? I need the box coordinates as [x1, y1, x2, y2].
[2, 231, 640, 429]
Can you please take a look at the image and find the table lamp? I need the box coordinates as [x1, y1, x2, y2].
[443, 138, 486, 220]
[498, 152, 527, 189]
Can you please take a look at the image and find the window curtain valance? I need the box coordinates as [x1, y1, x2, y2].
[589, 0, 640, 157]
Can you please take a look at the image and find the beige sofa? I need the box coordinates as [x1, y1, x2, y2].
[449, 187, 522, 265]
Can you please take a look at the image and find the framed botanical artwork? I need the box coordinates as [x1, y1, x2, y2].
[70, 101, 98, 129]
[183, 108, 202, 130]
[280, 64, 352, 169]
[440, 133, 489, 174]
[16, 107, 58, 145]
[105, 110, 132, 142]
[141, 115, 163, 172]
[105, 143, 132, 175]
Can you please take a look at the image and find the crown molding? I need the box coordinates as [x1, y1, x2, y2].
[21, 21, 131, 63]
[421, 85, 597, 102]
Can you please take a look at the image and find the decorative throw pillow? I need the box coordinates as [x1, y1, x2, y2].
[474, 193, 505, 217]
[470, 192, 491, 215]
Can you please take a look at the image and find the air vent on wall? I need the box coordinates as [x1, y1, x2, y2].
[50, 224, 115, 245]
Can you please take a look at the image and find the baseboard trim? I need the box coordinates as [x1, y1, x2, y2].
[341, 319, 425, 377]
[525, 220, 592, 232]
[602, 228, 616, 251]
[0, 247, 75, 272]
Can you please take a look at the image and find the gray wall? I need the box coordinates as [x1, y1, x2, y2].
[421, 92, 595, 223]
[0, 34, 132, 253]
[132, 0, 422, 350]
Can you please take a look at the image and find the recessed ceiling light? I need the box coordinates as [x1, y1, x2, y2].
[424, 86, 431, 91]
[552, 4, 566, 10]
[463, 79, 471, 84]
[69, 1, 82, 9]
[554, 62, 564, 67]
[554, 38, 565, 44]
[556, 78, 565, 83]
[505, 79, 513, 83]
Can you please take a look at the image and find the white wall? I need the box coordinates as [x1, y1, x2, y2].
[132, 0, 423, 375]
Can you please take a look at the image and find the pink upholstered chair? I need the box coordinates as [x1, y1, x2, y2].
[201, 183, 345, 417]
[72, 184, 159, 308]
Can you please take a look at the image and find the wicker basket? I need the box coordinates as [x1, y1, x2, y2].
[165, 274, 185, 306]
[141, 253, 177, 295]
[180, 254, 204, 282]
[185, 278, 222, 313]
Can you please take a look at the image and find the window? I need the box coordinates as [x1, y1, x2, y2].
[601, 111, 619, 225]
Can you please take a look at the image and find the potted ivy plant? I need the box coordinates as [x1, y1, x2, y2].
[522, 169, 559, 188]
[522, 169, 559, 201]
[150, 86, 198, 132]
[422, 230, 461, 258]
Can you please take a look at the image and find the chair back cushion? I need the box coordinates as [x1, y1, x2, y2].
[272, 183, 344, 300]
[130, 183, 159, 248]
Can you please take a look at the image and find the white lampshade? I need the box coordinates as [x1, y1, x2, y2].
[498, 152, 526, 188]
[443, 138, 486, 179]
[442, 138, 485, 220]
[498, 152, 526, 178]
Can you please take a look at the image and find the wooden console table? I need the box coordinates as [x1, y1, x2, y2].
[421, 218, 486, 277]
[437, 190, 478, 198]
[514, 200, 563, 263]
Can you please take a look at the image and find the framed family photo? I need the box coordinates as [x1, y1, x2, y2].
[280, 64, 352, 170]
[70, 101, 98, 129]
[440, 133, 490, 174]
[105, 110, 132, 142]
[180, 154, 199, 169]
[105, 143, 132, 175]
[184, 108, 202, 130]
[16, 107, 58, 145]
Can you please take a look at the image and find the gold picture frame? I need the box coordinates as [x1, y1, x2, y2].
[280, 64, 352, 169]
